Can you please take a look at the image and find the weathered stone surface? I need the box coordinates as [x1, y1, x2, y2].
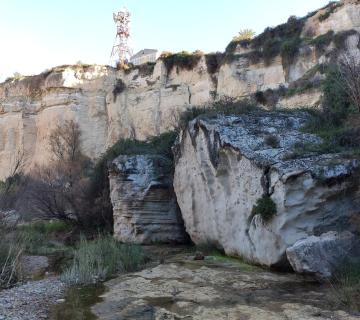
[173, 113, 360, 267]
[93, 247, 358, 319]
[109, 155, 188, 244]
[286, 231, 360, 278]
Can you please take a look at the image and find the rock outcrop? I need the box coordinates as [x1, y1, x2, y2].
[173, 113, 360, 269]
[286, 231, 360, 278]
[1, 0, 360, 180]
[109, 155, 188, 244]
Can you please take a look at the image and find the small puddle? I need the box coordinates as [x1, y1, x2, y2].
[50, 284, 105, 320]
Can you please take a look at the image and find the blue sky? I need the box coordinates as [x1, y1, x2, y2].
[0, 0, 332, 81]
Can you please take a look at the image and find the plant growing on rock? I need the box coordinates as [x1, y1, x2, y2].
[160, 51, 203, 74]
[112, 79, 126, 102]
[233, 29, 256, 42]
[318, 1, 343, 22]
[252, 196, 277, 222]
[281, 37, 301, 68]
[309, 31, 334, 56]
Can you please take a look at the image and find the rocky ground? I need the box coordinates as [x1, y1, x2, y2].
[93, 247, 359, 320]
[0, 277, 65, 320]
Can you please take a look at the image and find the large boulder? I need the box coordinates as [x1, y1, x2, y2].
[173, 112, 360, 268]
[286, 231, 360, 279]
[109, 155, 188, 244]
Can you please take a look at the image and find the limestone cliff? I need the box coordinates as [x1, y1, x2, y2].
[173, 113, 360, 270]
[0, 0, 360, 179]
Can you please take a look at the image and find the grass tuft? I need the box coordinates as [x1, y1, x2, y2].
[330, 263, 360, 313]
[61, 235, 145, 285]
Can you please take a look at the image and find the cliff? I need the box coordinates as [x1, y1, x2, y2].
[0, 0, 360, 179]
[173, 113, 360, 274]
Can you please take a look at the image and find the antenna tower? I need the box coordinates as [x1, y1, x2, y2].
[111, 6, 132, 65]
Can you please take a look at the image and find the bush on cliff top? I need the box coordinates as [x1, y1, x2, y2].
[89, 132, 178, 225]
[177, 97, 260, 131]
[318, 1, 343, 22]
[160, 51, 203, 74]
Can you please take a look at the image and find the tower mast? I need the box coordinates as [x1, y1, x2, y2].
[111, 6, 132, 66]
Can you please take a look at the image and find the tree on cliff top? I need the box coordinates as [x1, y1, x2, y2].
[233, 29, 256, 42]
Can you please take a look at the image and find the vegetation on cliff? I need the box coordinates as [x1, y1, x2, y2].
[159, 51, 203, 74]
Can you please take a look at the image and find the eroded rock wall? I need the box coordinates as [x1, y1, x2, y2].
[173, 114, 360, 268]
[109, 155, 188, 244]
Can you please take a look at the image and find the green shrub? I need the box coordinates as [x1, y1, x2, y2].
[89, 132, 178, 228]
[281, 37, 302, 68]
[291, 64, 360, 158]
[252, 196, 277, 222]
[333, 30, 358, 50]
[309, 31, 334, 55]
[60, 235, 145, 285]
[224, 16, 304, 66]
[179, 98, 260, 130]
[126, 62, 156, 77]
[20, 220, 72, 235]
[263, 38, 282, 65]
[322, 65, 353, 126]
[19, 221, 72, 255]
[252, 16, 304, 49]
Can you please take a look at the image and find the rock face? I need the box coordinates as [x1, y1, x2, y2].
[286, 231, 360, 278]
[173, 113, 360, 268]
[0, 60, 214, 180]
[1, 0, 360, 180]
[109, 155, 188, 244]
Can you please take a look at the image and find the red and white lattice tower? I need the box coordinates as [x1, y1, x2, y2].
[111, 7, 132, 65]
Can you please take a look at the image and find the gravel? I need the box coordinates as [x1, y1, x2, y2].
[0, 277, 65, 320]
